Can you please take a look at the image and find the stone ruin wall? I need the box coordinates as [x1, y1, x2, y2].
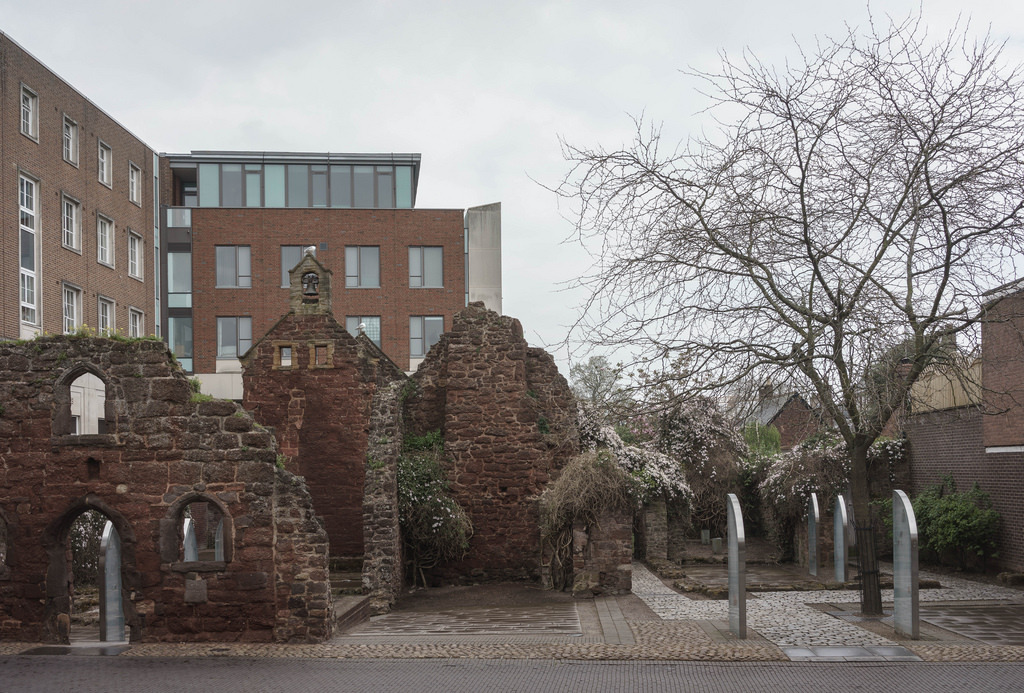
[405, 303, 581, 582]
[0, 336, 331, 643]
[241, 312, 403, 560]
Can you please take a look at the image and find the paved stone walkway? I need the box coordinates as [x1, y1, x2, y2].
[631, 561, 1024, 661]
[3, 562, 1024, 662]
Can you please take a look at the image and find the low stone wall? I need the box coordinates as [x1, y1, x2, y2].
[571, 508, 633, 595]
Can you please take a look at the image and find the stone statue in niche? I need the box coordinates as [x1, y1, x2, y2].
[301, 271, 320, 298]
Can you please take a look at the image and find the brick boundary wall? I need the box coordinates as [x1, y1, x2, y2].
[905, 406, 1024, 572]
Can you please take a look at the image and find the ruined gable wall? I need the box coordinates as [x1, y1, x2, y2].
[409, 303, 579, 580]
[0, 336, 331, 643]
[242, 314, 378, 558]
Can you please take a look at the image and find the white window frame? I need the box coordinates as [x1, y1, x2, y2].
[19, 175, 38, 324]
[215, 245, 251, 288]
[128, 231, 143, 279]
[63, 115, 79, 165]
[216, 316, 253, 358]
[98, 141, 112, 187]
[98, 296, 115, 335]
[62, 195, 81, 251]
[20, 85, 38, 140]
[410, 315, 444, 358]
[129, 162, 141, 205]
[63, 284, 82, 334]
[409, 246, 444, 288]
[345, 245, 380, 288]
[129, 308, 144, 338]
[97, 215, 114, 267]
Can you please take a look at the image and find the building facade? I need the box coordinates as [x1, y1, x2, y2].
[3, 33, 503, 401]
[159, 152, 501, 398]
[1, 32, 159, 344]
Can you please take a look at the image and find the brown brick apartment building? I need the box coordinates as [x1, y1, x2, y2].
[2, 33, 503, 402]
[1, 32, 157, 343]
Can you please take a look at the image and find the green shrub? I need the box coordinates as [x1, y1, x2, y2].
[876, 476, 999, 570]
[397, 431, 472, 585]
[915, 477, 999, 570]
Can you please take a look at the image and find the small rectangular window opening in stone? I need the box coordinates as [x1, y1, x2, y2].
[279, 345, 292, 368]
[315, 345, 327, 366]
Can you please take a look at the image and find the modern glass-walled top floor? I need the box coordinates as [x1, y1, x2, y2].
[162, 152, 420, 210]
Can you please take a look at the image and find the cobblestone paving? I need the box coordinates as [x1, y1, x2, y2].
[5, 563, 1023, 663]
[632, 561, 1024, 656]
[342, 603, 581, 636]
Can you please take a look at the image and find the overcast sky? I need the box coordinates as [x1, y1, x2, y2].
[4, 0, 1023, 376]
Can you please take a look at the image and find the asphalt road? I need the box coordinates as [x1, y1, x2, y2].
[0, 657, 1022, 693]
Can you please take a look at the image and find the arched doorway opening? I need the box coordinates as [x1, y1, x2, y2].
[43, 497, 136, 644]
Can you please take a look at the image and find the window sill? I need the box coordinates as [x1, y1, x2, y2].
[97, 260, 115, 270]
[62, 243, 83, 255]
[171, 560, 227, 573]
[52, 433, 120, 447]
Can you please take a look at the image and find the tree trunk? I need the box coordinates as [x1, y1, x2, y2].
[849, 443, 883, 615]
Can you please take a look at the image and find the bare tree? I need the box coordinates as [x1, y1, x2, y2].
[560, 16, 1024, 614]
[569, 355, 631, 423]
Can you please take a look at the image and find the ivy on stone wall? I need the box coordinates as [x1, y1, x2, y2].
[396, 431, 473, 586]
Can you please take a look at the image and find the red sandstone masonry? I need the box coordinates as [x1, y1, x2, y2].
[0, 336, 332, 643]
[407, 303, 580, 581]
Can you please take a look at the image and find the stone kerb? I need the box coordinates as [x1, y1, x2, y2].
[0, 336, 332, 644]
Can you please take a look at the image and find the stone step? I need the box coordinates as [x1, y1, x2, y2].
[333, 595, 372, 633]
[330, 571, 364, 596]
[330, 556, 364, 573]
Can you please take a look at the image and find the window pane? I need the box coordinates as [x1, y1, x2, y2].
[409, 247, 422, 286]
[216, 247, 235, 287]
[424, 247, 443, 287]
[217, 317, 237, 357]
[376, 167, 394, 208]
[353, 166, 374, 207]
[345, 316, 359, 335]
[424, 316, 444, 352]
[168, 252, 192, 307]
[360, 246, 379, 287]
[222, 165, 242, 206]
[346, 246, 358, 287]
[287, 165, 309, 207]
[363, 316, 381, 346]
[330, 165, 352, 207]
[245, 171, 262, 206]
[238, 246, 251, 287]
[410, 316, 423, 357]
[168, 317, 193, 358]
[199, 164, 220, 207]
[265, 165, 285, 207]
[395, 166, 413, 208]
[239, 317, 252, 354]
[312, 165, 327, 207]
[281, 245, 302, 287]
[21, 229, 34, 271]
